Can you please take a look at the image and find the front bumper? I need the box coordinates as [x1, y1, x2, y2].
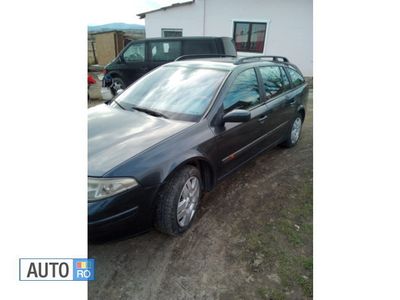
[88, 184, 160, 240]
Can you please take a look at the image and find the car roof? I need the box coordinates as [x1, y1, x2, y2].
[132, 36, 229, 42]
[164, 57, 297, 72]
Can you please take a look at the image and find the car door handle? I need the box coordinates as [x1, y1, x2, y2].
[286, 96, 296, 104]
[258, 115, 268, 123]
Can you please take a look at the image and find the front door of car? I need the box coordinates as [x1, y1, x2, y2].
[213, 68, 268, 179]
[119, 42, 148, 85]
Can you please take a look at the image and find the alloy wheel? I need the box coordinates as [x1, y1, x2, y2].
[177, 176, 200, 227]
[291, 117, 302, 144]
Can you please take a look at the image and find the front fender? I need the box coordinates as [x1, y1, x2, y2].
[161, 150, 216, 189]
[105, 121, 216, 188]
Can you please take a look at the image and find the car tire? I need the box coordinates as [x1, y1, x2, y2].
[281, 113, 303, 148]
[155, 165, 202, 236]
[111, 77, 125, 95]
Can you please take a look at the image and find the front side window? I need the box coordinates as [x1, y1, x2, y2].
[113, 66, 228, 121]
[233, 22, 267, 53]
[150, 41, 181, 61]
[259, 66, 286, 99]
[287, 67, 305, 87]
[223, 68, 261, 112]
[123, 43, 145, 62]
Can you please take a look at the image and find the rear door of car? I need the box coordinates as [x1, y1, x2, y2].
[147, 39, 183, 72]
[285, 66, 308, 111]
[213, 67, 269, 178]
[256, 65, 295, 145]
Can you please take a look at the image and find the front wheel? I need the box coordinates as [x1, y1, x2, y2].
[281, 114, 303, 148]
[111, 77, 125, 95]
[155, 166, 202, 236]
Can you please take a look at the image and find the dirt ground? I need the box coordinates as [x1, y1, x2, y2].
[88, 90, 313, 300]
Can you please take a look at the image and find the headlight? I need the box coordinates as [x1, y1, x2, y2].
[88, 177, 138, 202]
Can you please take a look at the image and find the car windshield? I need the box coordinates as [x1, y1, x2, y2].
[111, 66, 228, 121]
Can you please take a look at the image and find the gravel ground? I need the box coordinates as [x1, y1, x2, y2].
[88, 90, 313, 300]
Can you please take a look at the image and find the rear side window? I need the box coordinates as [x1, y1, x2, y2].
[149, 41, 182, 61]
[287, 67, 305, 87]
[259, 66, 286, 99]
[223, 68, 261, 112]
[123, 43, 145, 62]
[182, 40, 217, 55]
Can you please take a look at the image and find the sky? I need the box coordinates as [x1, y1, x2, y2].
[87, 0, 180, 25]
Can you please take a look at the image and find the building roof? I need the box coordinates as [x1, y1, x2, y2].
[89, 30, 125, 35]
[137, 1, 195, 19]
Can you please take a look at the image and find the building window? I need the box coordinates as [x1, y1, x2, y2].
[162, 28, 183, 37]
[233, 21, 267, 53]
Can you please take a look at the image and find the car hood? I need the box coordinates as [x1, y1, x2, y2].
[88, 104, 193, 176]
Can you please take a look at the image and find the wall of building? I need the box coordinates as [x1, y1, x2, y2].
[88, 37, 97, 65]
[143, 0, 313, 76]
[144, 0, 205, 38]
[94, 32, 125, 65]
[204, 0, 313, 76]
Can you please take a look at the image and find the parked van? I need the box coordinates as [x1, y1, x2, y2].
[103, 37, 237, 91]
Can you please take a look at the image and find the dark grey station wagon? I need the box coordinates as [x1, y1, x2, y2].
[88, 55, 308, 240]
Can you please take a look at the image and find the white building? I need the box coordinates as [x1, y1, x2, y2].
[138, 0, 313, 76]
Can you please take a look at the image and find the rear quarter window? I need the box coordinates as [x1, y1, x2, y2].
[182, 40, 217, 55]
[287, 67, 305, 87]
[221, 38, 237, 56]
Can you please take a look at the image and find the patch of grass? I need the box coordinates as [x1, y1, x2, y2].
[257, 287, 286, 300]
[296, 275, 313, 297]
[242, 171, 313, 299]
[257, 288, 268, 299]
[302, 257, 313, 271]
[276, 219, 303, 246]
[247, 232, 267, 253]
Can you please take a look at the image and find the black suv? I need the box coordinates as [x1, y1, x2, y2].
[89, 56, 308, 239]
[103, 36, 237, 91]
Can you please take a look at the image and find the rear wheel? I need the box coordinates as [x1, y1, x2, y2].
[281, 113, 303, 148]
[155, 166, 202, 236]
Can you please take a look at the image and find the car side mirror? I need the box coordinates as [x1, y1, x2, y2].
[223, 109, 251, 123]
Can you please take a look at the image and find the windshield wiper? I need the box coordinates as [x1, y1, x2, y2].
[111, 99, 126, 110]
[131, 105, 169, 119]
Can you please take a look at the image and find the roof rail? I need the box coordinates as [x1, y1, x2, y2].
[175, 54, 237, 61]
[234, 55, 289, 65]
